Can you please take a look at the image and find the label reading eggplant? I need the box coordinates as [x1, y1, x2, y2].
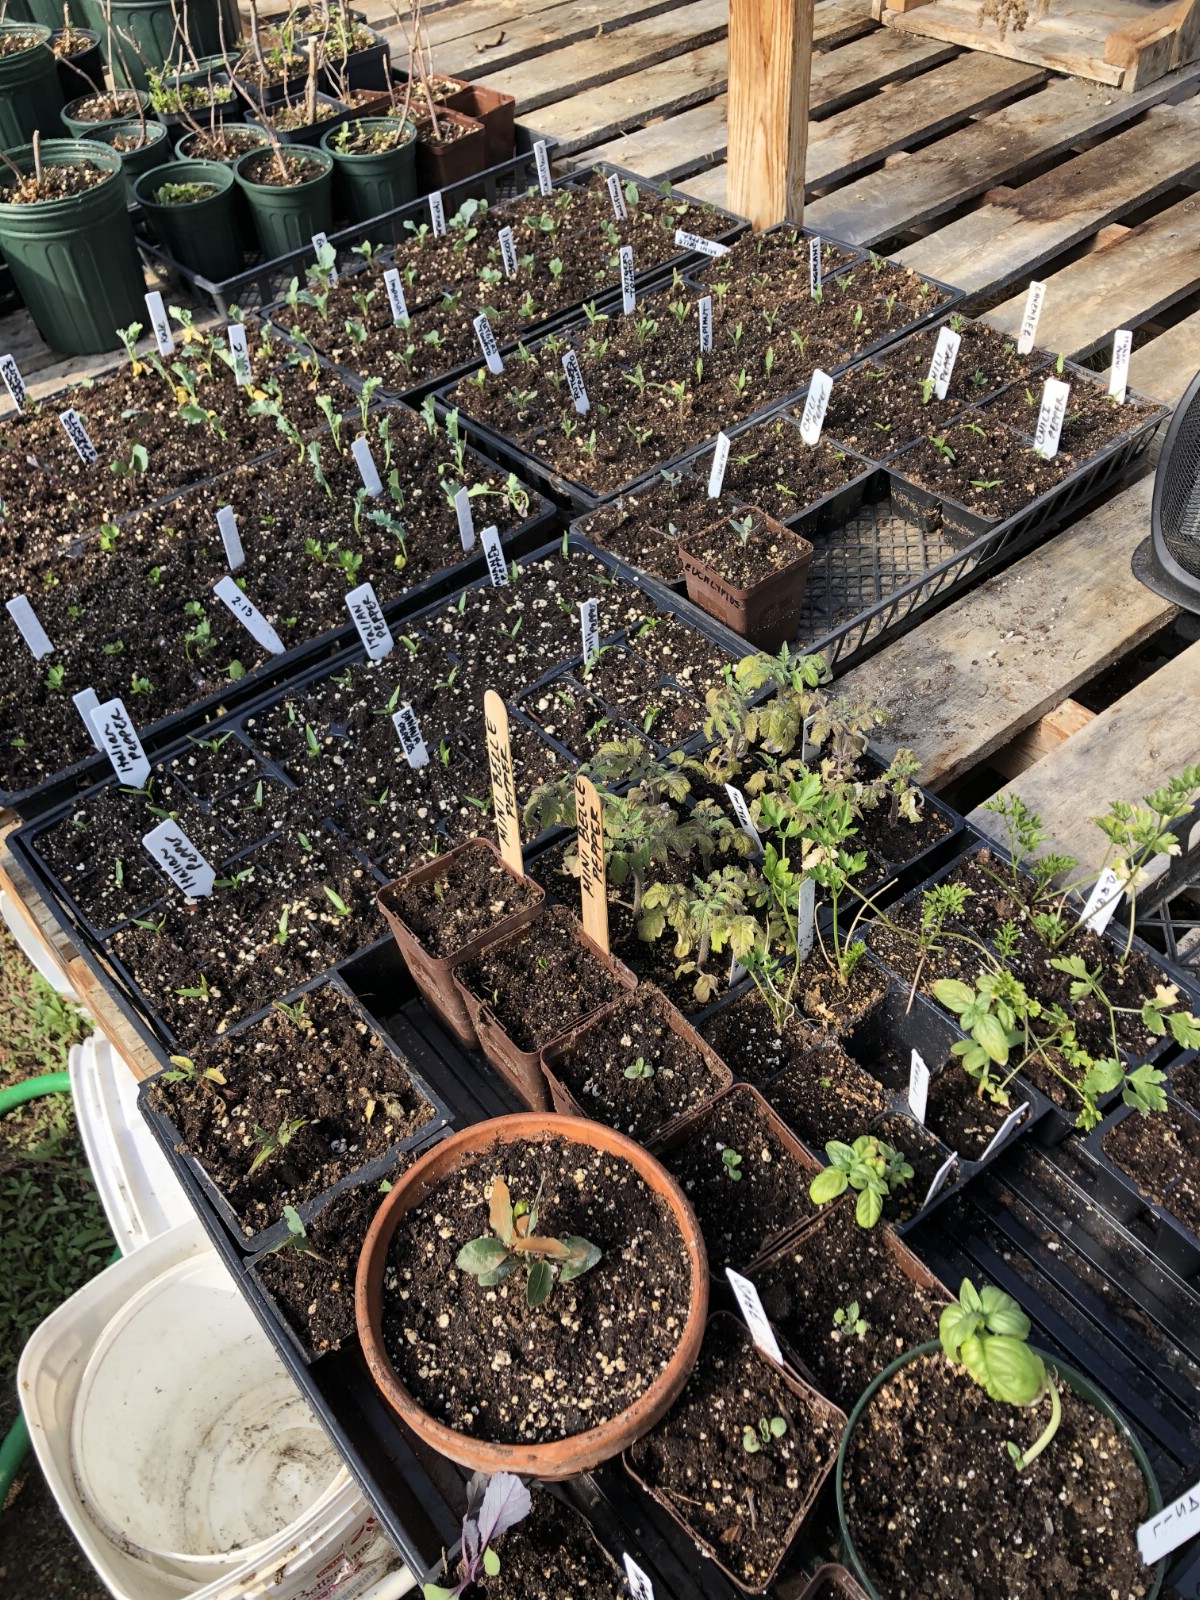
[6, 594, 53, 659]
[606, 171, 627, 220]
[345, 581, 394, 659]
[579, 597, 600, 668]
[144, 292, 174, 357]
[708, 431, 731, 498]
[699, 294, 713, 354]
[352, 436, 384, 497]
[392, 703, 429, 768]
[454, 485, 476, 551]
[73, 687, 104, 751]
[562, 349, 590, 414]
[429, 189, 446, 235]
[58, 408, 98, 464]
[808, 235, 822, 298]
[383, 267, 409, 325]
[619, 245, 635, 314]
[908, 1050, 930, 1124]
[726, 1267, 784, 1364]
[142, 819, 215, 898]
[474, 313, 505, 375]
[498, 225, 518, 278]
[226, 322, 252, 386]
[91, 697, 151, 788]
[212, 575, 285, 655]
[533, 138, 553, 196]
[0, 352, 26, 411]
[674, 228, 728, 257]
[724, 783, 762, 852]
[1017, 280, 1046, 355]
[482, 525, 508, 585]
[798, 370, 833, 446]
[216, 504, 244, 571]
[1109, 328, 1132, 405]
[1033, 376, 1070, 460]
[926, 325, 961, 400]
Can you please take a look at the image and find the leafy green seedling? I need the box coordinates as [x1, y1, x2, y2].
[809, 1135, 913, 1228]
[940, 1278, 1060, 1473]
[833, 1301, 867, 1338]
[624, 1056, 654, 1080]
[742, 1416, 787, 1453]
[721, 1147, 743, 1181]
[454, 1177, 601, 1309]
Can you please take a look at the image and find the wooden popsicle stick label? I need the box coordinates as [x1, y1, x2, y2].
[0, 352, 27, 411]
[227, 322, 252, 386]
[926, 326, 961, 400]
[799, 370, 833, 446]
[1017, 280, 1046, 355]
[699, 294, 713, 354]
[91, 696, 150, 788]
[345, 581, 393, 659]
[563, 349, 590, 414]
[708, 430, 731, 497]
[498, 225, 518, 278]
[474, 313, 504, 375]
[142, 819, 215, 898]
[216, 504, 244, 570]
[73, 687, 104, 750]
[484, 689, 523, 874]
[6, 594, 54, 659]
[575, 773, 609, 954]
[429, 189, 446, 235]
[674, 228, 728, 257]
[606, 171, 627, 220]
[533, 139, 553, 196]
[383, 268, 409, 325]
[1109, 329, 1132, 405]
[144, 292, 174, 357]
[619, 246, 635, 314]
[213, 575, 285, 655]
[59, 408, 97, 464]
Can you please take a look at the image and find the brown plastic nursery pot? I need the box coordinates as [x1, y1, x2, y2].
[444, 81, 515, 164]
[355, 1111, 710, 1478]
[412, 104, 486, 190]
[679, 506, 814, 651]
[376, 838, 545, 1050]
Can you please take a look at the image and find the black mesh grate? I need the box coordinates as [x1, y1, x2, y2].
[1155, 371, 1200, 575]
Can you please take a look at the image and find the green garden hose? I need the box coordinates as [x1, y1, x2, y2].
[0, 1071, 71, 1116]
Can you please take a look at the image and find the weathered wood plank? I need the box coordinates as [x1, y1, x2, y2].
[529, 41, 729, 153]
[419, 0, 706, 79]
[895, 101, 1200, 298]
[803, 62, 1200, 244]
[577, 95, 729, 179]
[834, 475, 1177, 789]
[1117, 310, 1200, 404]
[879, 0, 1124, 86]
[984, 192, 1200, 359]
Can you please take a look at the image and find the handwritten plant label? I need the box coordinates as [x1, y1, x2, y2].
[808, 235, 822, 299]
[383, 267, 409, 325]
[213, 575, 285, 655]
[724, 783, 763, 852]
[563, 349, 590, 414]
[619, 245, 635, 314]
[921, 1151, 957, 1211]
[0, 352, 26, 411]
[606, 171, 627, 220]
[1079, 866, 1123, 935]
[474, 313, 504, 375]
[579, 597, 600, 668]
[708, 430, 731, 498]
[73, 687, 104, 751]
[482, 525, 508, 585]
[216, 504, 244, 571]
[58, 408, 97, 464]
[90, 697, 150, 788]
[1137, 1476, 1200, 1565]
[144, 292, 174, 357]
[429, 189, 446, 235]
[797, 877, 815, 963]
[1017, 280, 1046, 355]
[345, 581, 394, 659]
[454, 485, 476, 551]
[498, 224, 518, 278]
[142, 819, 215, 898]
[908, 1049, 930, 1124]
[980, 1103, 1028, 1160]
[6, 595, 53, 659]
[352, 436, 383, 497]
[1109, 328, 1132, 405]
[533, 139, 552, 196]
[926, 325, 961, 400]
[311, 232, 337, 283]
[623, 1555, 655, 1600]
[227, 322, 252, 386]
[1033, 376, 1070, 460]
[799, 369, 833, 446]
[392, 702, 429, 768]
[801, 712, 821, 764]
[674, 228, 728, 257]
[699, 294, 713, 354]
[726, 1267, 784, 1364]
[576, 773, 610, 954]
[484, 690, 523, 873]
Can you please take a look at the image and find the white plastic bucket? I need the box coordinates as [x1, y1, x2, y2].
[0, 886, 78, 997]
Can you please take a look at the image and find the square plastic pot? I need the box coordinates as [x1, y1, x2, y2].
[412, 105, 486, 191]
[679, 507, 815, 651]
[443, 81, 514, 165]
[1082, 1095, 1200, 1279]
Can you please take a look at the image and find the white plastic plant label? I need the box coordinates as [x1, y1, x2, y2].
[227, 322, 252, 386]
[908, 1049, 930, 1125]
[606, 171, 627, 220]
[926, 325, 961, 400]
[619, 245, 636, 314]
[311, 232, 337, 283]
[708, 430, 731, 498]
[808, 235, 821, 298]
[474, 313, 505, 375]
[980, 1102, 1028, 1160]
[352, 436, 383, 497]
[1137, 1478, 1200, 1565]
[345, 581, 394, 659]
[674, 228, 728, 257]
[482, 525, 508, 585]
[58, 408, 97, 464]
[533, 138, 553, 196]
[799, 369, 833, 446]
[216, 504, 244, 571]
[1033, 376, 1070, 460]
[454, 485, 476, 551]
[796, 877, 815, 963]
[383, 267, 409, 325]
[1017, 280, 1046, 355]
[144, 292, 174, 357]
[563, 349, 590, 414]
[90, 697, 150, 788]
[623, 1554, 655, 1600]
[73, 688, 104, 751]
[1079, 866, 1123, 935]
[726, 1267, 784, 1364]
[498, 224, 518, 278]
[730, 950, 747, 986]
[213, 575, 285, 655]
[6, 595, 53, 659]
[801, 712, 821, 764]
[1109, 328, 1132, 405]
[429, 189, 446, 235]
[0, 352, 26, 411]
[579, 597, 600, 668]
[392, 702, 429, 768]
[699, 294, 713, 354]
[142, 819, 215, 898]
[921, 1151, 957, 1210]
[724, 783, 763, 852]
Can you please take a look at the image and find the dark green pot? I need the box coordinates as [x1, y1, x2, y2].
[61, 88, 149, 137]
[84, 117, 170, 202]
[0, 139, 145, 354]
[174, 123, 269, 163]
[234, 143, 333, 262]
[0, 24, 63, 150]
[52, 27, 103, 101]
[321, 116, 416, 235]
[91, 0, 226, 90]
[835, 1341, 1166, 1600]
[26, 0, 89, 30]
[134, 157, 241, 282]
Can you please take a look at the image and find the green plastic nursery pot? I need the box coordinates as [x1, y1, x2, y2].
[835, 1340, 1166, 1600]
[174, 124, 271, 163]
[85, 119, 169, 201]
[0, 140, 145, 354]
[51, 26, 103, 101]
[320, 116, 415, 232]
[0, 24, 64, 151]
[234, 143, 333, 260]
[60, 88, 149, 137]
[95, 0, 226, 89]
[133, 159, 241, 281]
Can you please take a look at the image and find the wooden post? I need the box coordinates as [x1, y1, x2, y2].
[727, 0, 814, 229]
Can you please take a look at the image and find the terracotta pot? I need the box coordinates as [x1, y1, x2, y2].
[444, 81, 514, 165]
[679, 506, 814, 651]
[452, 904, 638, 1111]
[412, 103, 485, 191]
[376, 837, 545, 1050]
[355, 1111, 710, 1478]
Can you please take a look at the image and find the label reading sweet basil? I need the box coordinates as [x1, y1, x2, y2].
[799, 370, 833, 446]
[726, 1267, 784, 1364]
[908, 1049, 930, 1124]
[0, 352, 26, 411]
[392, 702, 429, 768]
[699, 294, 713, 354]
[383, 268, 409, 325]
[144, 292, 174, 357]
[91, 696, 151, 788]
[212, 575, 285, 655]
[808, 235, 822, 299]
[1033, 376, 1070, 460]
[533, 138, 552, 196]
[606, 171, 627, 221]
[1109, 328, 1132, 405]
[482, 525, 508, 585]
[454, 485, 476, 551]
[73, 687, 104, 751]
[1017, 280, 1046, 355]
[474, 313, 505, 376]
[674, 228, 728, 257]
[926, 325, 961, 400]
[429, 189, 446, 235]
[58, 408, 97, 465]
[579, 597, 600, 668]
[216, 504, 244, 571]
[562, 349, 590, 414]
[6, 594, 53, 659]
[724, 783, 762, 851]
[226, 322, 252, 386]
[708, 431, 731, 498]
[498, 225, 518, 278]
[619, 245, 635, 314]
[142, 819, 215, 898]
[345, 581, 394, 660]
[352, 436, 384, 497]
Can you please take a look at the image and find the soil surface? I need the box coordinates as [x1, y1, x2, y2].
[383, 841, 540, 959]
[471, 1494, 626, 1599]
[683, 509, 809, 589]
[1103, 1102, 1200, 1235]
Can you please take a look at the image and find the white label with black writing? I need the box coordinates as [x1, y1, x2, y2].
[345, 581, 393, 660]
[796, 877, 815, 963]
[227, 322, 252, 387]
[579, 597, 600, 668]
[498, 224, 518, 278]
[808, 235, 822, 299]
[699, 293, 713, 355]
[674, 228, 728, 257]
[6, 595, 53, 659]
[708, 430, 731, 498]
[980, 1102, 1028, 1160]
[801, 713, 821, 765]
[144, 292, 174, 357]
[1079, 866, 1123, 935]
[606, 171, 627, 221]
[383, 267, 409, 325]
[799, 369, 833, 446]
[1137, 1477, 1200, 1565]
[724, 783, 763, 852]
[90, 697, 150, 788]
[481, 524, 507, 585]
[73, 688, 104, 751]
[213, 575, 285, 655]
[623, 1554, 655, 1600]
[921, 1151, 957, 1211]
[562, 349, 590, 414]
[926, 325, 961, 401]
[0, 352, 26, 411]
[58, 408, 97, 465]
[352, 436, 383, 497]
[726, 1266, 784, 1364]
[908, 1049, 930, 1125]
[392, 703, 429, 768]
[619, 245, 635, 314]
[142, 819, 215, 898]
[216, 505, 244, 571]
[311, 232, 337, 283]
[1109, 328, 1132, 406]
[429, 189, 446, 236]
[1017, 280, 1046, 356]
[474, 313, 504, 376]
[730, 950, 747, 986]
[1033, 376, 1070, 460]
[454, 485, 475, 551]
[533, 138, 552, 196]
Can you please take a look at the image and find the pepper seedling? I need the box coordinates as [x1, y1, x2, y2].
[455, 1176, 601, 1308]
